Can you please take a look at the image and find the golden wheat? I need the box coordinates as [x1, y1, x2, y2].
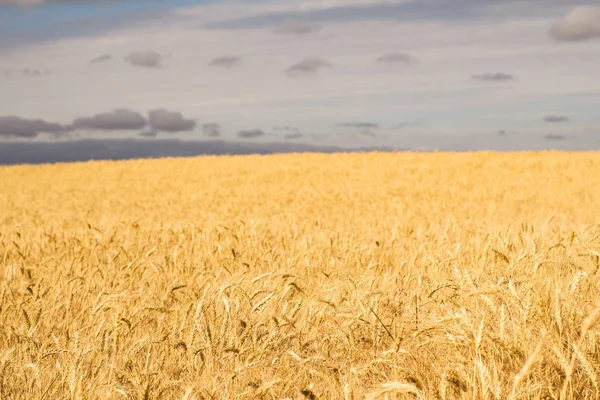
[1, 152, 600, 399]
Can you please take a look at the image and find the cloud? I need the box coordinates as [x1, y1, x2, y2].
[72, 109, 147, 131]
[337, 122, 380, 129]
[284, 133, 304, 140]
[0, 139, 385, 165]
[273, 125, 300, 132]
[550, 6, 600, 42]
[545, 133, 566, 140]
[273, 21, 322, 35]
[391, 122, 420, 129]
[497, 130, 507, 135]
[90, 54, 112, 63]
[148, 109, 196, 132]
[23, 69, 48, 77]
[4, 0, 599, 149]
[544, 115, 570, 123]
[202, 123, 221, 137]
[470, 73, 515, 82]
[208, 56, 242, 68]
[205, 0, 540, 31]
[0, 115, 71, 138]
[376, 53, 418, 64]
[3, 109, 196, 138]
[125, 51, 163, 68]
[337, 122, 380, 138]
[139, 131, 157, 138]
[286, 57, 332, 77]
[238, 129, 265, 138]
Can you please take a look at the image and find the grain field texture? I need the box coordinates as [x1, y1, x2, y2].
[1, 152, 600, 400]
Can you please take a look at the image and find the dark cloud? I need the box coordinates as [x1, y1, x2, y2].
[0, 139, 390, 166]
[238, 129, 265, 139]
[90, 54, 112, 63]
[23, 69, 48, 77]
[471, 72, 515, 82]
[148, 109, 196, 133]
[125, 51, 163, 68]
[497, 130, 507, 135]
[550, 6, 600, 42]
[209, 56, 242, 68]
[376, 53, 418, 64]
[337, 122, 380, 138]
[273, 21, 322, 35]
[2, 109, 195, 138]
[286, 57, 331, 77]
[284, 133, 304, 140]
[391, 122, 419, 129]
[72, 109, 147, 131]
[545, 134, 566, 140]
[0, 115, 71, 138]
[544, 115, 570, 123]
[337, 122, 380, 129]
[202, 123, 221, 137]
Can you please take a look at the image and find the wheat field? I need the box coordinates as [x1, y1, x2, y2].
[1, 152, 600, 400]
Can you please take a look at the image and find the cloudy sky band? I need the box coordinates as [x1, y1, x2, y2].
[0, 0, 599, 163]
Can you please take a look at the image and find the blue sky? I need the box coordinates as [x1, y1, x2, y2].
[0, 0, 599, 159]
[0, 0, 206, 46]
[1, 1, 206, 30]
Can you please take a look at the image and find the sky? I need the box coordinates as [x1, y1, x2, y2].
[0, 0, 599, 163]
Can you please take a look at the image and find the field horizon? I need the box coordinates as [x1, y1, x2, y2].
[1, 151, 600, 399]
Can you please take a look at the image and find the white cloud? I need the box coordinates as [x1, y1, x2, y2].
[551, 6, 600, 42]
